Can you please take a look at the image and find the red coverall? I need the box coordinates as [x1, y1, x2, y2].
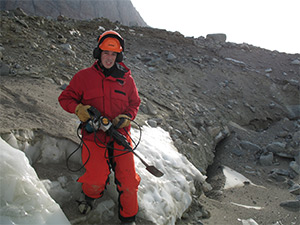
[58, 61, 141, 221]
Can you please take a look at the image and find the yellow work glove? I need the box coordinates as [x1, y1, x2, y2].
[112, 114, 131, 129]
[75, 104, 91, 122]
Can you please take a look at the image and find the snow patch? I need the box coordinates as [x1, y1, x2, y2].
[238, 218, 259, 225]
[0, 137, 70, 225]
[1, 127, 209, 225]
[231, 202, 263, 210]
[1, 130, 81, 165]
[132, 126, 207, 224]
[223, 166, 252, 189]
[223, 166, 266, 189]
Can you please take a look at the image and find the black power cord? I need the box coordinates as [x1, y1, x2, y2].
[66, 119, 142, 172]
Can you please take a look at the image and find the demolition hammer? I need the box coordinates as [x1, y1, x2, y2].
[86, 107, 164, 177]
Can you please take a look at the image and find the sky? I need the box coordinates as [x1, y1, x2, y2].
[131, 0, 300, 54]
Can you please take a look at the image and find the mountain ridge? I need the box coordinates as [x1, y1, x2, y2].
[0, 0, 147, 26]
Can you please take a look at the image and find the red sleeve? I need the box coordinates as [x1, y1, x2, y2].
[58, 72, 83, 114]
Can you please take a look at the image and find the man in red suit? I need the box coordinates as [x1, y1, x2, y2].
[58, 30, 141, 225]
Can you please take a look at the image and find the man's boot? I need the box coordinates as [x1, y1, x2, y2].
[77, 192, 95, 214]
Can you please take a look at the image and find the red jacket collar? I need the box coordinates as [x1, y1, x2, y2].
[92, 61, 131, 80]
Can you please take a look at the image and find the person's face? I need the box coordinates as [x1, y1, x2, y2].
[101, 50, 117, 69]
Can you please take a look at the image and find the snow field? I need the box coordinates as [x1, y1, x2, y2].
[131, 126, 207, 224]
[0, 137, 70, 225]
[0, 126, 209, 225]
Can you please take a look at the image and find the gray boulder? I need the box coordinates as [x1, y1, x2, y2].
[206, 33, 227, 43]
[240, 141, 261, 152]
[259, 152, 273, 166]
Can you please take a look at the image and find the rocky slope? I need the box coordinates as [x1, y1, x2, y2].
[0, 9, 299, 225]
[0, 0, 147, 26]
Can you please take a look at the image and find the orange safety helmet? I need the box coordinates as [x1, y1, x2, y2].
[93, 30, 125, 62]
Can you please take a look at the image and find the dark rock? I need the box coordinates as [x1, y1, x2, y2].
[146, 101, 158, 115]
[166, 53, 176, 62]
[206, 33, 226, 43]
[0, 62, 10, 76]
[231, 148, 245, 157]
[13, 7, 28, 17]
[289, 161, 300, 174]
[259, 152, 273, 166]
[291, 59, 300, 65]
[60, 84, 68, 90]
[285, 105, 300, 120]
[147, 119, 157, 128]
[295, 151, 300, 165]
[266, 142, 286, 153]
[289, 184, 300, 195]
[271, 168, 291, 177]
[279, 200, 300, 210]
[240, 141, 261, 152]
[269, 173, 286, 182]
[14, 16, 29, 28]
